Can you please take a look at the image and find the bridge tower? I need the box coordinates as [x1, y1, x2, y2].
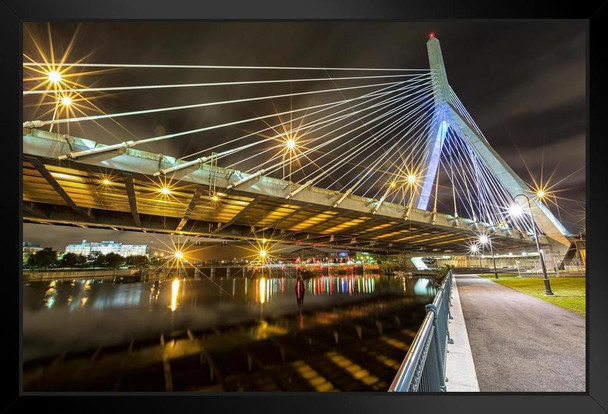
[415, 35, 572, 255]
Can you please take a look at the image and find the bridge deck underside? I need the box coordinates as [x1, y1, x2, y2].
[23, 158, 533, 254]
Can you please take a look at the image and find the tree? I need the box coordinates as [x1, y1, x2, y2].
[90, 252, 125, 268]
[103, 252, 125, 268]
[125, 255, 149, 269]
[27, 248, 58, 269]
[88, 251, 102, 262]
[91, 252, 106, 267]
[60, 253, 87, 268]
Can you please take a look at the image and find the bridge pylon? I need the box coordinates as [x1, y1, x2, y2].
[415, 36, 572, 255]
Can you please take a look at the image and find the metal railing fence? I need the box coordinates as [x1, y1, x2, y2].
[388, 270, 453, 392]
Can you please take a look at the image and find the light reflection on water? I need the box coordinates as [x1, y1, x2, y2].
[23, 272, 436, 361]
[170, 279, 181, 312]
[24, 273, 435, 316]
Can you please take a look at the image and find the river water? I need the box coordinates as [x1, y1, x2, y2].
[23, 269, 437, 391]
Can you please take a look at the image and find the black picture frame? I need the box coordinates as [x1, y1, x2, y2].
[3, 1, 607, 413]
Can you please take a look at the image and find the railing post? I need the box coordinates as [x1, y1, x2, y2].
[446, 271, 454, 343]
[425, 302, 446, 392]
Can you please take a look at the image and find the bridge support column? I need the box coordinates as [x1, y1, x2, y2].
[418, 120, 448, 210]
[416, 37, 452, 211]
[417, 36, 572, 254]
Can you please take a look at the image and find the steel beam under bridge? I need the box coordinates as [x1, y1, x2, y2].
[22, 128, 536, 254]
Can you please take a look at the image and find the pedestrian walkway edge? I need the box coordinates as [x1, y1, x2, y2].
[445, 274, 480, 392]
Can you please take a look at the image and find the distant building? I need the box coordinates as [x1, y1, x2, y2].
[65, 240, 148, 258]
[22, 242, 43, 263]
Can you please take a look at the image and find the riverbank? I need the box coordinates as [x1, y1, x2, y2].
[23, 268, 140, 282]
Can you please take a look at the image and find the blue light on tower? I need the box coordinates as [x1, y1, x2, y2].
[417, 120, 449, 210]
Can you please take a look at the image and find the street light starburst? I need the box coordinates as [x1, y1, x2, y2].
[60, 96, 72, 107]
[23, 23, 137, 140]
[48, 70, 61, 84]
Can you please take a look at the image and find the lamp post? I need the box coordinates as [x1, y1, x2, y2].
[470, 244, 483, 271]
[509, 194, 554, 296]
[479, 234, 498, 279]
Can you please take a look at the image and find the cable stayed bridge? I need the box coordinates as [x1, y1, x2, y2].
[22, 36, 574, 258]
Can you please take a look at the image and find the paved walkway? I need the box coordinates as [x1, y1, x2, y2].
[445, 275, 479, 391]
[455, 274, 585, 392]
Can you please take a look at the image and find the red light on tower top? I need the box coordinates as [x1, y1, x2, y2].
[429, 32, 435, 39]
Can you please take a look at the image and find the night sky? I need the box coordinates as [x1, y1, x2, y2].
[23, 21, 586, 250]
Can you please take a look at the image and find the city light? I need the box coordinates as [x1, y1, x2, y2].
[211, 194, 219, 202]
[259, 249, 267, 258]
[509, 203, 524, 217]
[390, 181, 397, 188]
[286, 138, 296, 149]
[470, 245, 479, 253]
[174, 251, 184, 260]
[60, 96, 72, 107]
[102, 178, 112, 186]
[536, 189, 546, 199]
[478, 233, 498, 279]
[47, 70, 61, 84]
[407, 174, 417, 184]
[159, 186, 171, 195]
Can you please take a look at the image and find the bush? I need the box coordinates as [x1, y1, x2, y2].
[432, 264, 453, 287]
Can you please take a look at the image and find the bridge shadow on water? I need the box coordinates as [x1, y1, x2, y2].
[23, 273, 435, 392]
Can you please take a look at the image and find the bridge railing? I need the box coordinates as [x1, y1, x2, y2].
[388, 270, 453, 392]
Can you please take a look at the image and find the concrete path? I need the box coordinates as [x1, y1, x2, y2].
[445, 275, 480, 391]
[456, 274, 585, 392]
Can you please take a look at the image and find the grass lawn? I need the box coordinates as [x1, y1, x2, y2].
[479, 274, 586, 316]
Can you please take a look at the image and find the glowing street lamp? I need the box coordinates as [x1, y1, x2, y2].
[286, 138, 296, 150]
[407, 174, 417, 185]
[536, 189, 546, 200]
[508, 203, 524, 217]
[48, 70, 61, 84]
[60, 96, 72, 107]
[174, 251, 184, 260]
[478, 234, 498, 279]
[509, 194, 554, 296]
[469, 244, 483, 269]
